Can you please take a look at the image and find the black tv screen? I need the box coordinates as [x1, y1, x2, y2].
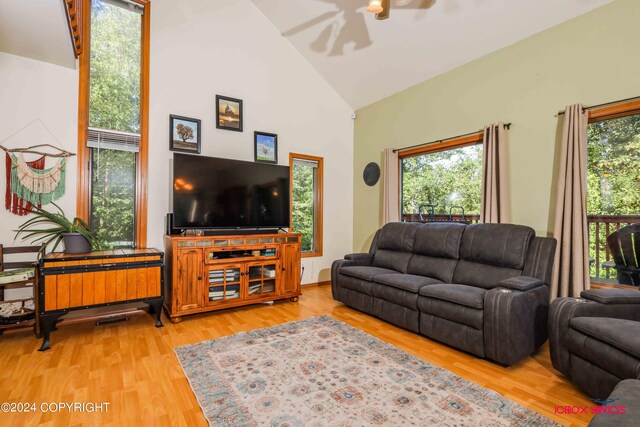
[172, 154, 290, 229]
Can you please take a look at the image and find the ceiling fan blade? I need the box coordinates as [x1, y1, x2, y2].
[376, 0, 390, 20]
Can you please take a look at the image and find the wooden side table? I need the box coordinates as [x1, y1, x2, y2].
[38, 248, 164, 351]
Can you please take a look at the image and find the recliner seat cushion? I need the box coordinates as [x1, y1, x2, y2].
[452, 260, 523, 290]
[339, 266, 399, 282]
[419, 284, 486, 309]
[570, 317, 640, 360]
[373, 273, 443, 293]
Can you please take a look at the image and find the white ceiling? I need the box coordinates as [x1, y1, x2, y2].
[252, 0, 614, 110]
[0, 0, 75, 69]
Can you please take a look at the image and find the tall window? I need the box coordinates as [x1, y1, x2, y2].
[78, 0, 149, 248]
[400, 135, 483, 222]
[290, 154, 323, 256]
[587, 100, 640, 285]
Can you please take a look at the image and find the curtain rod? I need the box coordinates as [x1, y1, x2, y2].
[557, 95, 640, 116]
[392, 123, 511, 153]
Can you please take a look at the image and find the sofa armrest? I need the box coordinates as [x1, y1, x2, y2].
[344, 253, 374, 262]
[498, 276, 544, 292]
[330, 256, 373, 301]
[549, 295, 640, 376]
[581, 288, 640, 304]
[484, 285, 550, 366]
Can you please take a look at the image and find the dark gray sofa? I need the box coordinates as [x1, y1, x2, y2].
[331, 222, 557, 366]
[549, 288, 640, 399]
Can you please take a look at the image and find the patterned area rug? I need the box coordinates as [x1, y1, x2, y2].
[175, 316, 558, 426]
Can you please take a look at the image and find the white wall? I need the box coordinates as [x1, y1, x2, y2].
[0, 52, 78, 247]
[147, 0, 354, 283]
[0, 0, 354, 286]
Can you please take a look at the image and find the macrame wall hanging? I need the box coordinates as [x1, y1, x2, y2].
[0, 120, 75, 216]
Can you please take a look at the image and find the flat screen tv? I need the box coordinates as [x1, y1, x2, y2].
[172, 153, 290, 230]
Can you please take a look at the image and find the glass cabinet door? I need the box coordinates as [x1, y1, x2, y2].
[247, 262, 277, 298]
[207, 265, 241, 304]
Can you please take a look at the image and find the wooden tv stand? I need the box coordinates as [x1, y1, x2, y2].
[163, 232, 301, 323]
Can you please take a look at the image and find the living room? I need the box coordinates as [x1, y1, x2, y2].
[0, 0, 638, 425]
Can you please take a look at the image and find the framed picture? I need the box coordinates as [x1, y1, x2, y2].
[254, 131, 278, 164]
[170, 115, 201, 153]
[216, 95, 243, 132]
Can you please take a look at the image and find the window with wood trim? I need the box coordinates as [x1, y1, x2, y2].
[399, 134, 483, 223]
[77, 0, 149, 248]
[586, 99, 640, 286]
[290, 153, 323, 257]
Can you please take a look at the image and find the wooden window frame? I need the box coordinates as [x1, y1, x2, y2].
[289, 153, 323, 258]
[76, 0, 150, 248]
[586, 99, 640, 289]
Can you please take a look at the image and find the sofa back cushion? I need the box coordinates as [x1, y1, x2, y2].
[452, 223, 534, 288]
[372, 222, 418, 273]
[458, 223, 534, 269]
[406, 223, 466, 282]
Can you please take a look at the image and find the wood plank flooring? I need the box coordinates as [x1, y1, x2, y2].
[0, 284, 591, 426]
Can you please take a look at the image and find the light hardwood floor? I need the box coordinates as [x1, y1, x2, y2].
[0, 284, 591, 426]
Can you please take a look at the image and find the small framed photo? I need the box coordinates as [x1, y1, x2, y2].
[254, 131, 278, 164]
[216, 95, 243, 132]
[170, 115, 201, 153]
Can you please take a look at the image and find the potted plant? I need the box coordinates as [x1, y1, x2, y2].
[15, 203, 100, 254]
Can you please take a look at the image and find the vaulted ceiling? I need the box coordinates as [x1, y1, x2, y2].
[252, 0, 614, 110]
[0, 1, 615, 110]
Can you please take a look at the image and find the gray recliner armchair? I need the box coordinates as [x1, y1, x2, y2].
[549, 288, 640, 399]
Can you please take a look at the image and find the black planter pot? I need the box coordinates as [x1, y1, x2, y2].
[62, 233, 91, 253]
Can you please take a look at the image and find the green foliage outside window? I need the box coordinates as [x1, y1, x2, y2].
[587, 113, 640, 279]
[292, 163, 315, 252]
[401, 144, 482, 217]
[88, 0, 141, 247]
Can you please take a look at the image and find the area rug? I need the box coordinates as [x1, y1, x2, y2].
[175, 316, 559, 426]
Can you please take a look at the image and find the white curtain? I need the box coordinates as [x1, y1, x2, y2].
[382, 148, 400, 223]
[480, 122, 510, 223]
[551, 104, 590, 298]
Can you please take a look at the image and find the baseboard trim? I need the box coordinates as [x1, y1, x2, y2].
[301, 280, 331, 288]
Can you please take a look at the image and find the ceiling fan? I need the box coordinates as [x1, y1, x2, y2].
[366, 0, 433, 20]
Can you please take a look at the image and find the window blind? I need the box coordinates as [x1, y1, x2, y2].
[101, 0, 143, 14]
[87, 127, 140, 153]
[293, 158, 318, 169]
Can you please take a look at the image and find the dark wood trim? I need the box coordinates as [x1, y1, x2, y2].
[588, 99, 640, 123]
[398, 132, 483, 159]
[76, 0, 150, 248]
[290, 153, 324, 258]
[63, 0, 83, 57]
[301, 280, 331, 287]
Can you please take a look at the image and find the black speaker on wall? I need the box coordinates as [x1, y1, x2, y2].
[165, 213, 182, 235]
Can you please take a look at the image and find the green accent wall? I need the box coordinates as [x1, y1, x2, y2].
[353, 0, 640, 251]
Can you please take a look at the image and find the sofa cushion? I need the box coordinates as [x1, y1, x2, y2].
[452, 260, 522, 290]
[570, 317, 640, 360]
[372, 283, 419, 310]
[412, 222, 466, 259]
[377, 222, 418, 252]
[373, 250, 413, 273]
[418, 284, 486, 309]
[373, 273, 443, 293]
[407, 255, 459, 283]
[459, 223, 534, 269]
[340, 266, 398, 282]
[418, 297, 483, 329]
